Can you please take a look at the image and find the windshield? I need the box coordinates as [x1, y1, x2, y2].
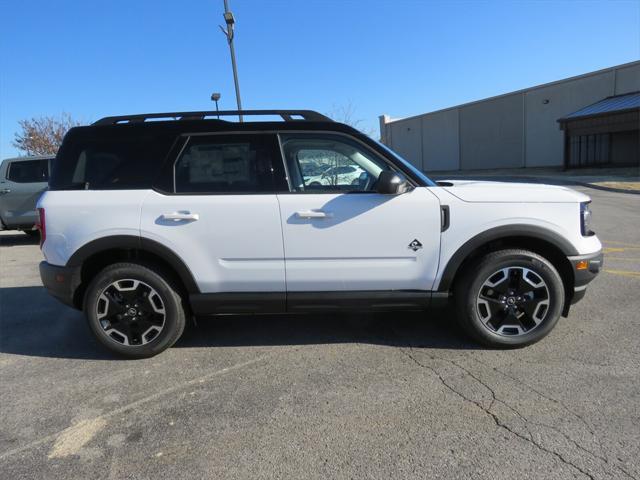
[373, 139, 438, 187]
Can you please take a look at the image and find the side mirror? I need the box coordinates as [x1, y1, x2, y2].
[376, 171, 410, 195]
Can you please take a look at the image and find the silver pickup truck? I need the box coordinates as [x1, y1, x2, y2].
[0, 156, 52, 235]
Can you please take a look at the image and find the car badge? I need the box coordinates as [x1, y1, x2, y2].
[408, 239, 423, 252]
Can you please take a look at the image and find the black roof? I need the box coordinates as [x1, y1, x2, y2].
[57, 109, 431, 189]
[93, 109, 332, 125]
[71, 109, 362, 139]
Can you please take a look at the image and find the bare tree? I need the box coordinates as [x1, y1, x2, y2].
[12, 114, 82, 156]
[326, 101, 375, 138]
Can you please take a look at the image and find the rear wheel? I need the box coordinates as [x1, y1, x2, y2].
[84, 262, 186, 358]
[454, 249, 565, 348]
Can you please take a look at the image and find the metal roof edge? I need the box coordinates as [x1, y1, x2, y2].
[557, 106, 640, 123]
[385, 60, 640, 125]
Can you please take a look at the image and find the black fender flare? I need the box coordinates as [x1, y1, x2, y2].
[66, 235, 200, 293]
[436, 224, 578, 292]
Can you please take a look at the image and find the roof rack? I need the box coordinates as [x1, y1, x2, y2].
[93, 110, 333, 126]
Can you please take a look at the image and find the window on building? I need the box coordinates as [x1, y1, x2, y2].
[568, 133, 610, 168]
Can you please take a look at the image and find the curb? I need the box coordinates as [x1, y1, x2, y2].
[566, 181, 640, 195]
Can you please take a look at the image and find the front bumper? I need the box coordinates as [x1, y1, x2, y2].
[39, 261, 82, 309]
[567, 250, 603, 305]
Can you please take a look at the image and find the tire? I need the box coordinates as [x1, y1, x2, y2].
[454, 249, 565, 348]
[84, 262, 186, 358]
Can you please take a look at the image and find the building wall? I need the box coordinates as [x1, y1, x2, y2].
[421, 109, 459, 170]
[459, 93, 523, 169]
[387, 117, 422, 169]
[524, 70, 615, 167]
[615, 63, 640, 94]
[381, 61, 640, 172]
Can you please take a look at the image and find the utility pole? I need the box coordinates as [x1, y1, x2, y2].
[219, 0, 243, 122]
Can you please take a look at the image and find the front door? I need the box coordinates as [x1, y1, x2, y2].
[277, 133, 442, 293]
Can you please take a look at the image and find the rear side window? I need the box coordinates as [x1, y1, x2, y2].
[173, 134, 286, 194]
[50, 129, 176, 190]
[7, 159, 49, 183]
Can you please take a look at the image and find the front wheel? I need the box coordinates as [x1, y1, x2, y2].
[454, 249, 565, 348]
[84, 262, 186, 358]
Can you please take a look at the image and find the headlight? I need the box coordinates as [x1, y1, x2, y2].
[580, 202, 593, 236]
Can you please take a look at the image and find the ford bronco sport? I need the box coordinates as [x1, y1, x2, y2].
[38, 110, 603, 358]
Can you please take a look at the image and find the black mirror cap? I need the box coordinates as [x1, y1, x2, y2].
[376, 170, 410, 195]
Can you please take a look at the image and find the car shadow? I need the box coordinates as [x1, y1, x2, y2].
[0, 232, 39, 246]
[285, 193, 395, 229]
[0, 285, 479, 361]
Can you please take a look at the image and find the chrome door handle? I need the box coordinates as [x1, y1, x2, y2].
[0, 189, 10, 195]
[296, 210, 331, 219]
[161, 212, 199, 221]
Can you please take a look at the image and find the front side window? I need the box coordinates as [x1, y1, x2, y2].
[174, 134, 285, 194]
[7, 159, 49, 183]
[280, 134, 391, 193]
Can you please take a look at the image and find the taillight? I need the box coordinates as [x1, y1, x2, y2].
[36, 207, 46, 248]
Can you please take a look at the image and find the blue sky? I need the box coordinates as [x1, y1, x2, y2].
[1, 0, 639, 157]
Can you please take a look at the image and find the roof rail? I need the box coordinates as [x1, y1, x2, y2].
[93, 110, 333, 126]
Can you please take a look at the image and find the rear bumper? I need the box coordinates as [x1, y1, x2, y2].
[568, 250, 603, 305]
[39, 261, 81, 309]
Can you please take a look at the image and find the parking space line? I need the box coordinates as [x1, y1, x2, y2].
[0, 351, 280, 462]
[602, 241, 640, 248]
[604, 269, 640, 278]
[603, 247, 640, 255]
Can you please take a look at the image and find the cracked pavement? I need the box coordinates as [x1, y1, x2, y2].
[1, 186, 639, 479]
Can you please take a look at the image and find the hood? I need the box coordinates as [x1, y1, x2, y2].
[438, 180, 590, 203]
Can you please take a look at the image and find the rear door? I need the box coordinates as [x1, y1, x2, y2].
[276, 133, 442, 294]
[140, 133, 289, 307]
[0, 158, 49, 228]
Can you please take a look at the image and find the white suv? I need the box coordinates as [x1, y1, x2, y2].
[38, 110, 603, 358]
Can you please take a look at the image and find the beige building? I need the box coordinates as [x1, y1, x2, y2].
[379, 61, 640, 172]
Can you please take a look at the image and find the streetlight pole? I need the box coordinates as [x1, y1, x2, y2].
[219, 0, 243, 122]
[211, 92, 221, 118]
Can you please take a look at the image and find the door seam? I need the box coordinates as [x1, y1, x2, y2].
[275, 194, 288, 302]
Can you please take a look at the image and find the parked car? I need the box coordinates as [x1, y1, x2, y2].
[299, 161, 330, 180]
[304, 165, 365, 188]
[38, 110, 603, 358]
[0, 156, 51, 235]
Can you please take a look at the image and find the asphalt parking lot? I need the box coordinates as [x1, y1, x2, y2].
[0, 186, 638, 480]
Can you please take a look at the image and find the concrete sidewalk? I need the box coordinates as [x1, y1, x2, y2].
[430, 166, 640, 194]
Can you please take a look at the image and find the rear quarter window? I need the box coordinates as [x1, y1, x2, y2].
[7, 159, 49, 183]
[50, 128, 176, 190]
